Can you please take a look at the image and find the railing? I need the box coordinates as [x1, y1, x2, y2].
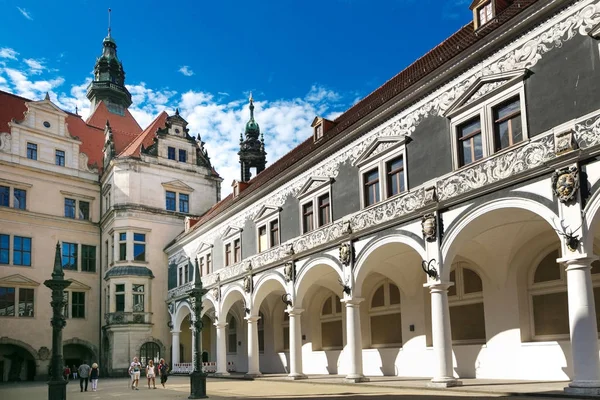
[171, 362, 232, 374]
[167, 282, 193, 300]
[104, 312, 151, 325]
[86, 81, 131, 94]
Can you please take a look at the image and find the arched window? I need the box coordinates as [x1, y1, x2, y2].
[227, 315, 237, 354]
[369, 280, 402, 347]
[529, 249, 600, 339]
[140, 342, 160, 366]
[282, 311, 290, 351]
[449, 262, 486, 343]
[258, 311, 265, 353]
[320, 294, 343, 350]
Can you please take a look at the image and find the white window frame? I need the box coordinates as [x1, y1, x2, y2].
[448, 261, 486, 345]
[298, 181, 332, 234]
[357, 142, 408, 209]
[0, 178, 32, 209]
[60, 191, 94, 221]
[63, 289, 88, 320]
[55, 148, 66, 167]
[319, 293, 343, 351]
[449, 80, 529, 170]
[222, 228, 242, 267]
[368, 279, 402, 349]
[254, 206, 281, 253]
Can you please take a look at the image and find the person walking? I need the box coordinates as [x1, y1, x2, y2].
[78, 361, 91, 392]
[72, 365, 78, 380]
[128, 357, 142, 390]
[63, 365, 70, 383]
[146, 360, 157, 389]
[89, 363, 99, 392]
[158, 358, 169, 388]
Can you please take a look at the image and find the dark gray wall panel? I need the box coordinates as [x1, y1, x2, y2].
[332, 161, 361, 220]
[527, 34, 600, 136]
[407, 115, 452, 188]
[212, 237, 224, 271]
[280, 194, 300, 243]
[242, 218, 257, 259]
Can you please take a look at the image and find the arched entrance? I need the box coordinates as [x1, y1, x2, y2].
[0, 342, 37, 382]
[140, 342, 161, 366]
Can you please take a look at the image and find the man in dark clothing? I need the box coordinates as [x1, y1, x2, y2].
[78, 361, 91, 392]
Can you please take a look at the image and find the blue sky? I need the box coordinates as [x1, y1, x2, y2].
[0, 0, 472, 194]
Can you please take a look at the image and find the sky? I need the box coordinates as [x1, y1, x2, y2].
[0, 0, 473, 196]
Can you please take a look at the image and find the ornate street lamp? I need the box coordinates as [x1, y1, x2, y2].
[188, 259, 208, 398]
[44, 242, 71, 400]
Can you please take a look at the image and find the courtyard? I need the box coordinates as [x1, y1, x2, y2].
[0, 376, 580, 400]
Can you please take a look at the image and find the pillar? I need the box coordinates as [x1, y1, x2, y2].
[428, 282, 460, 387]
[215, 321, 229, 376]
[563, 256, 600, 395]
[343, 298, 368, 383]
[288, 308, 306, 379]
[171, 330, 180, 365]
[245, 315, 261, 377]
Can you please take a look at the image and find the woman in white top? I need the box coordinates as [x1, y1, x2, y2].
[146, 360, 157, 389]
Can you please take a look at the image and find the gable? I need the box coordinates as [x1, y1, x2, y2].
[253, 205, 281, 222]
[222, 226, 242, 239]
[66, 279, 92, 291]
[194, 241, 213, 256]
[297, 176, 333, 199]
[162, 179, 194, 193]
[354, 136, 408, 167]
[0, 274, 40, 287]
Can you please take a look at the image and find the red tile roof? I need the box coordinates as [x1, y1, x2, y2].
[184, 0, 539, 235]
[119, 111, 168, 157]
[86, 100, 142, 154]
[66, 114, 105, 169]
[0, 91, 28, 133]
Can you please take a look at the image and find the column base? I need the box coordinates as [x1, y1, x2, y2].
[344, 375, 370, 383]
[48, 379, 68, 400]
[428, 377, 462, 388]
[188, 372, 208, 399]
[287, 373, 307, 380]
[564, 381, 600, 396]
[244, 372, 262, 379]
[213, 371, 230, 377]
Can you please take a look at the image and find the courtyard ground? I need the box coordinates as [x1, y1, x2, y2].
[0, 375, 582, 400]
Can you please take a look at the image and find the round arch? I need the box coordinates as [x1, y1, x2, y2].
[200, 294, 217, 319]
[220, 283, 246, 318]
[0, 337, 38, 360]
[174, 300, 192, 331]
[295, 256, 344, 308]
[63, 337, 98, 363]
[353, 233, 426, 296]
[585, 189, 600, 250]
[252, 272, 287, 313]
[441, 197, 561, 281]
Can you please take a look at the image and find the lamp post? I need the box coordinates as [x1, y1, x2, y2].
[188, 259, 208, 399]
[44, 242, 71, 400]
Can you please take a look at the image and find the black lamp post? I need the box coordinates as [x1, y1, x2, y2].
[188, 259, 207, 399]
[44, 242, 71, 400]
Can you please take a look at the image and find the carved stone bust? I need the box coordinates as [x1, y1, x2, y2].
[421, 213, 437, 242]
[284, 261, 295, 283]
[243, 275, 253, 293]
[551, 166, 579, 203]
[339, 242, 353, 266]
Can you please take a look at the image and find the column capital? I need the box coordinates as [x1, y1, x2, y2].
[245, 315, 260, 323]
[214, 321, 228, 329]
[287, 307, 304, 316]
[170, 330, 181, 335]
[342, 297, 364, 306]
[424, 281, 454, 293]
[558, 254, 599, 270]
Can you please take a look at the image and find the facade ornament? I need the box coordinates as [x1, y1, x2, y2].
[554, 129, 577, 155]
[424, 186, 437, 205]
[212, 286, 220, 302]
[283, 261, 296, 283]
[338, 242, 354, 267]
[38, 346, 50, 361]
[551, 166, 580, 204]
[244, 260, 253, 272]
[243, 274, 253, 294]
[285, 244, 294, 256]
[421, 213, 437, 242]
[0, 132, 11, 153]
[343, 220, 353, 235]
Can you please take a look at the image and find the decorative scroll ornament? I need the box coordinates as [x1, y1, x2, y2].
[551, 166, 580, 204]
[284, 261, 296, 283]
[421, 213, 437, 242]
[424, 186, 437, 205]
[38, 346, 50, 361]
[243, 275, 253, 293]
[339, 242, 354, 266]
[554, 129, 577, 155]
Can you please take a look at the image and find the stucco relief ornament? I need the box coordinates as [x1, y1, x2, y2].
[554, 129, 577, 155]
[0, 132, 11, 153]
[243, 275, 253, 293]
[38, 346, 50, 361]
[284, 261, 296, 283]
[551, 166, 580, 204]
[421, 214, 437, 242]
[339, 242, 354, 267]
[212, 286, 221, 302]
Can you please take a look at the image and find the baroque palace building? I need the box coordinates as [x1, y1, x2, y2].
[164, 0, 600, 396]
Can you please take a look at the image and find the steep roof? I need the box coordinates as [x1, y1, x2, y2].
[0, 90, 29, 133]
[119, 111, 168, 158]
[86, 100, 142, 153]
[65, 114, 105, 168]
[183, 0, 540, 236]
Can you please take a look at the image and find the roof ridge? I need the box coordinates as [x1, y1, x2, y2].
[118, 110, 168, 157]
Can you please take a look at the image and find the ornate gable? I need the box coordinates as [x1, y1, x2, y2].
[0, 274, 40, 287]
[445, 69, 530, 118]
[194, 242, 213, 256]
[297, 176, 333, 199]
[354, 136, 408, 166]
[253, 205, 281, 222]
[161, 180, 194, 193]
[15, 96, 72, 139]
[222, 226, 242, 239]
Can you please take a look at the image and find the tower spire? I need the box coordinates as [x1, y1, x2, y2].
[108, 8, 112, 37]
[238, 94, 267, 182]
[249, 92, 254, 120]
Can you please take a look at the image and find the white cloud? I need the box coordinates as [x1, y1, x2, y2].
[178, 66, 194, 77]
[0, 48, 18, 60]
[3, 68, 64, 100]
[24, 58, 44, 74]
[17, 7, 33, 21]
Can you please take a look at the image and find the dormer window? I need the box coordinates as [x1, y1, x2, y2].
[315, 124, 323, 141]
[478, 1, 493, 26]
[311, 116, 335, 143]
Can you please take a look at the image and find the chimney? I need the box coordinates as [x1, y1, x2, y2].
[232, 179, 250, 198]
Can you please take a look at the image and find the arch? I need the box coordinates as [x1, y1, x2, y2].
[137, 337, 166, 360]
[252, 271, 287, 313]
[0, 337, 38, 360]
[295, 256, 344, 308]
[441, 197, 561, 281]
[584, 189, 600, 250]
[174, 300, 192, 331]
[63, 337, 98, 363]
[220, 283, 246, 318]
[354, 233, 426, 295]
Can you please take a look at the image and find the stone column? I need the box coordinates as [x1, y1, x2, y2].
[215, 321, 229, 376]
[427, 282, 460, 387]
[343, 298, 368, 383]
[245, 315, 261, 377]
[171, 330, 180, 366]
[288, 308, 306, 379]
[562, 255, 600, 395]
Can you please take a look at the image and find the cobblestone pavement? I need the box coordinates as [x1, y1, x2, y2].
[0, 376, 577, 399]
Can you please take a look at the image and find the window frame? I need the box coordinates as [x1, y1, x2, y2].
[81, 244, 97, 273]
[222, 229, 242, 267]
[255, 208, 281, 253]
[298, 184, 332, 234]
[133, 233, 147, 262]
[178, 149, 187, 163]
[319, 293, 344, 351]
[114, 283, 126, 312]
[13, 236, 32, 267]
[368, 279, 403, 348]
[448, 262, 486, 345]
[166, 191, 176, 211]
[71, 291, 86, 319]
[55, 149, 66, 166]
[0, 234, 9, 265]
[167, 146, 176, 160]
[61, 242, 78, 271]
[26, 142, 38, 160]
[179, 193, 189, 213]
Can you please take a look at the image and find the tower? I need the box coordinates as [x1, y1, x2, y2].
[86, 9, 132, 112]
[238, 95, 267, 182]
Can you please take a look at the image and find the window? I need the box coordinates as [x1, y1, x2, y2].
[270, 220, 279, 246]
[178, 267, 183, 287]
[493, 98, 522, 151]
[225, 243, 232, 266]
[18, 288, 34, 317]
[198, 257, 205, 277]
[115, 284, 125, 312]
[302, 203, 314, 234]
[62, 242, 78, 270]
[81, 245, 96, 272]
[317, 194, 330, 226]
[223, 231, 241, 266]
[258, 226, 267, 253]
[363, 168, 380, 206]
[26, 143, 37, 160]
[118, 233, 127, 261]
[369, 281, 402, 347]
[206, 253, 212, 275]
[228, 315, 237, 353]
[449, 262, 486, 343]
[386, 157, 405, 197]
[457, 117, 483, 167]
[179, 194, 189, 213]
[478, 1, 493, 26]
[13, 189, 26, 210]
[78, 201, 90, 220]
[132, 284, 144, 312]
[140, 342, 161, 366]
[185, 263, 190, 283]
[0, 186, 9, 207]
[168, 146, 176, 160]
[0, 234, 9, 264]
[320, 294, 343, 349]
[0, 287, 15, 316]
[64, 198, 76, 218]
[179, 149, 187, 163]
[255, 207, 281, 253]
[13, 236, 31, 266]
[133, 233, 146, 262]
[55, 150, 65, 166]
[234, 239, 241, 263]
[71, 292, 85, 318]
[315, 124, 323, 141]
[166, 191, 176, 211]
